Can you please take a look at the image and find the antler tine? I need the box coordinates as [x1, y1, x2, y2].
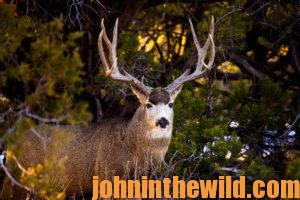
[202, 34, 215, 69]
[201, 16, 215, 69]
[98, 19, 152, 95]
[189, 18, 203, 72]
[112, 18, 118, 50]
[165, 17, 215, 93]
[100, 19, 114, 66]
[98, 30, 110, 73]
[111, 18, 119, 72]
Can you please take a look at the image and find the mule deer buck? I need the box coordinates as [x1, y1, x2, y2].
[12, 17, 215, 197]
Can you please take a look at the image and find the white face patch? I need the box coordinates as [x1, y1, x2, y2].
[145, 102, 174, 139]
[148, 126, 172, 139]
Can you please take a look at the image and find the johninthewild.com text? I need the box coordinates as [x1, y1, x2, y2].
[92, 176, 299, 199]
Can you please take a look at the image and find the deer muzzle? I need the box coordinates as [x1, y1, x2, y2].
[156, 117, 169, 129]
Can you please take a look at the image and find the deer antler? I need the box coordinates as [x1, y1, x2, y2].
[164, 17, 215, 93]
[98, 19, 152, 95]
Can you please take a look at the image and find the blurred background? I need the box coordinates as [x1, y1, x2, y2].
[0, 0, 299, 199]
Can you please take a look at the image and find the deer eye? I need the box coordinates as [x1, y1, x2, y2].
[146, 103, 152, 109]
[168, 103, 173, 108]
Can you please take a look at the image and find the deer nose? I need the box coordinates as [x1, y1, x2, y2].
[156, 117, 169, 129]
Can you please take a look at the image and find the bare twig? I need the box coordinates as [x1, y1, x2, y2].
[0, 106, 13, 119]
[0, 163, 35, 194]
[216, 7, 243, 24]
[11, 155, 29, 175]
[145, 32, 166, 69]
[278, 113, 300, 139]
[246, 1, 271, 16]
[205, 68, 215, 117]
[231, 54, 264, 78]
[30, 128, 48, 150]
[21, 108, 61, 125]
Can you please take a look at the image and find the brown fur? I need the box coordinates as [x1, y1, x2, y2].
[149, 89, 170, 105]
[16, 107, 171, 195]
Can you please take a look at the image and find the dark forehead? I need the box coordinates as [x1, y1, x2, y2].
[149, 89, 170, 105]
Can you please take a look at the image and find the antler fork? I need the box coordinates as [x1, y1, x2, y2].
[164, 17, 215, 93]
[98, 19, 152, 95]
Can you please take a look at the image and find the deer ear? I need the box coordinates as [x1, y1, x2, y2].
[169, 85, 183, 101]
[131, 86, 147, 104]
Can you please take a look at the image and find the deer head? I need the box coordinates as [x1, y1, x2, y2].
[98, 18, 215, 136]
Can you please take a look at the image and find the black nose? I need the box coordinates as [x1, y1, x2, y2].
[156, 117, 169, 129]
